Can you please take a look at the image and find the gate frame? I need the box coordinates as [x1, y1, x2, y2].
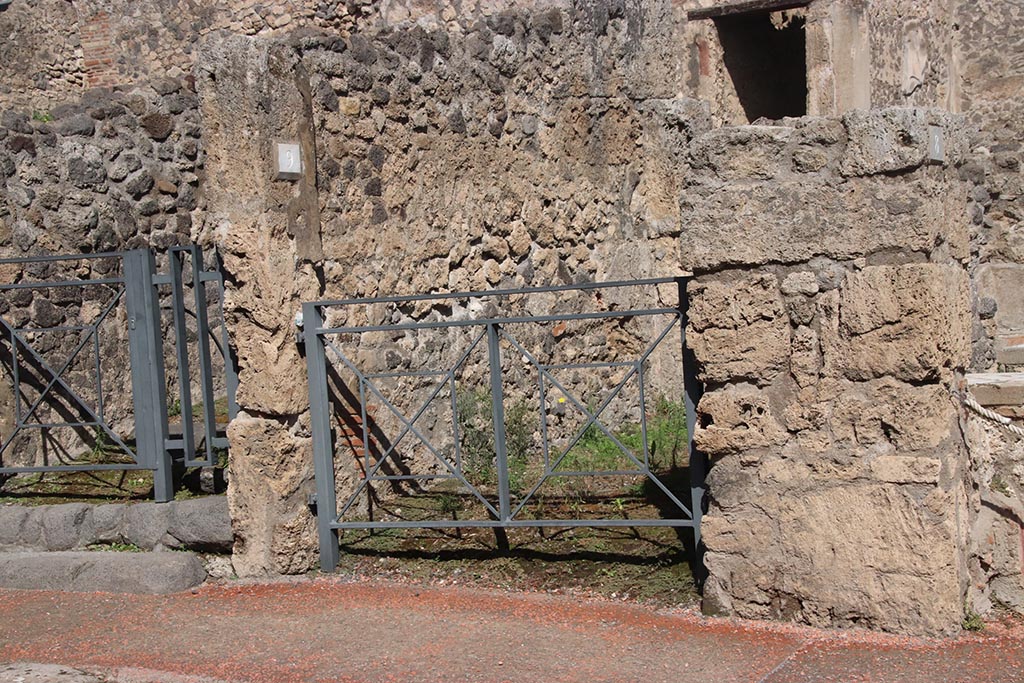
[0, 246, 238, 502]
[303, 277, 705, 572]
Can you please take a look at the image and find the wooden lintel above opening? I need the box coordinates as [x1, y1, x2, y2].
[686, 0, 810, 20]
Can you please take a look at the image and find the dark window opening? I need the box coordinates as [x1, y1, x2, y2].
[714, 10, 807, 122]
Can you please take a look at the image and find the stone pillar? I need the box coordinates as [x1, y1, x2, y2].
[680, 109, 974, 634]
[196, 34, 324, 576]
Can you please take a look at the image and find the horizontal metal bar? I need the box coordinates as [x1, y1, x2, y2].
[542, 361, 638, 370]
[366, 474, 459, 482]
[14, 325, 91, 334]
[152, 274, 172, 286]
[319, 308, 680, 335]
[312, 276, 688, 308]
[543, 470, 646, 477]
[167, 434, 229, 451]
[332, 518, 695, 530]
[13, 422, 104, 430]
[198, 271, 223, 283]
[0, 278, 123, 290]
[365, 369, 451, 380]
[0, 252, 124, 265]
[0, 463, 152, 474]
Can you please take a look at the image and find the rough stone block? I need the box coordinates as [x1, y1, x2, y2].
[0, 505, 41, 549]
[870, 456, 942, 484]
[0, 551, 206, 594]
[167, 496, 233, 552]
[90, 503, 127, 543]
[40, 503, 93, 551]
[678, 174, 966, 272]
[688, 125, 794, 180]
[704, 483, 967, 634]
[694, 384, 788, 457]
[822, 264, 970, 382]
[977, 263, 1024, 333]
[124, 502, 173, 549]
[966, 372, 1024, 406]
[840, 108, 965, 176]
[829, 378, 959, 452]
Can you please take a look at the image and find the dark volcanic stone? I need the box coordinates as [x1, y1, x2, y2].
[140, 112, 174, 141]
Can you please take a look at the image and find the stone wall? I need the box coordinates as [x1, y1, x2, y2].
[681, 110, 974, 634]
[0, 0, 372, 110]
[1, 0, 1022, 636]
[197, 0, 698, 576]
[955, 0, 1024, 369]
[0, 75, 206, 466]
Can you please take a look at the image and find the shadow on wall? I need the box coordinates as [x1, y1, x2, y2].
[714, 10, 807, 122]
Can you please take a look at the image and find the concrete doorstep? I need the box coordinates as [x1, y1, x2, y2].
[0, 550, 206, 594]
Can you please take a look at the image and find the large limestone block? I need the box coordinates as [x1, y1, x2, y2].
[704, 483, 968, 634]
[226, 415, 316, 576]
[829, 378, 960, 453]
[687, 274, 790, 385]
[822, 264, 970, 382]
[678, 173, 966, 272]
[688, 125, 795, 181]
[840, 108, 966, 177]
[694, 384, 788, 458]
[976, 263, 1024, 333]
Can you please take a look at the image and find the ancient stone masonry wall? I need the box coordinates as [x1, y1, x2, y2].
[0, 0, 380, 110]
[955, 0, 1024, 370]
[196, 0, 698, 576]
[0, 75, 205, 464]
[682, 110, 974, 635]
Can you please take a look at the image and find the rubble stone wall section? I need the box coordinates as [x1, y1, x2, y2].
[0, 75, 206, 466]
[197, 0, 696, 577]
[0, 0, 345, 109]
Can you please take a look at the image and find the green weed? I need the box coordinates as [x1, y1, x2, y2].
[87, 541, 144, 553]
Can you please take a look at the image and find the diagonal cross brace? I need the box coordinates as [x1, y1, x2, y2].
[0, 302, 136, 461]
[2, 289, 124, 430]
[324, 330, 500, 520]
[503, 316, 693, 519]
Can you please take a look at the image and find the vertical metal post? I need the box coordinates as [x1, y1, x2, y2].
[168, 250, 196, 461]
[213, 249, 240, 421]
[124, 249, 173, 502]
[678, 278, 705, 552]
[304, 302, 340, 572]
[188, 246, 218, 465]
[487, 322, 511, 523]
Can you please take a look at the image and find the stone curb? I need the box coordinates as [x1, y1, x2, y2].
[0, 663, 237, 683]
[0, 496, 232, 553]
[0, 551, 207, 594]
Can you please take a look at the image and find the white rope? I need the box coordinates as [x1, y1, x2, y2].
[959, 391, 1024, 438]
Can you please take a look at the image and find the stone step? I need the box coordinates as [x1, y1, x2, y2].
[965, 372, 1024, 407]
[996, 337, 1024, 366]
[0, 550, 206, 594]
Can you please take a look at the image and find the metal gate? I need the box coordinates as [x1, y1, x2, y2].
[303, 277, 704, 571]
[0, 245, 237, 501]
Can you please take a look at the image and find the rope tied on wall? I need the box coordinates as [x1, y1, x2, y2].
[957, 390, 1024, 439]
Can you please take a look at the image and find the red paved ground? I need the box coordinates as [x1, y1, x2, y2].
[1, 578, 1022, 682]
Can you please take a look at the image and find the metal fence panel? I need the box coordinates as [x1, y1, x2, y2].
[0, 245, 238, 502]
[303, 277, 705, 572]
